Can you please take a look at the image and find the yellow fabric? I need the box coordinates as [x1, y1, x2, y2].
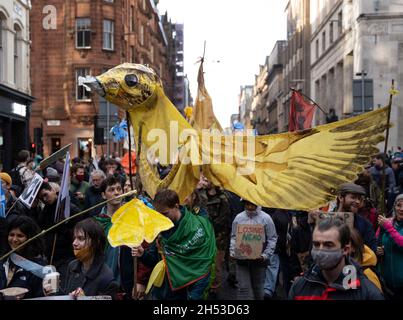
[190, 61, 223, 132]
[361, 245, 382, 292]
[94, 63, 390, 210]
[145, 260, 166, 294]
[184, 106, 193, 120]
[108, 198, 174, 248]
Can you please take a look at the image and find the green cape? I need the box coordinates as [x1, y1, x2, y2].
[161, 208, 217, 290]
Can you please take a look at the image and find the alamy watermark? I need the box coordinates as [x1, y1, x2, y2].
[145, 121, 257, 176]
[42, 5, 57, 30]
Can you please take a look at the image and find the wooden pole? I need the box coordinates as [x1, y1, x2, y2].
[380, 79, 395, 217]
[0, 190, 137, 262]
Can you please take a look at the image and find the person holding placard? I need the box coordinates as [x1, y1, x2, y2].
[335, 183, 377, 252]
[229, 199, 277, 300]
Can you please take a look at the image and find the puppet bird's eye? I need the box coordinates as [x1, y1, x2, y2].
[124, 74, 138, 87]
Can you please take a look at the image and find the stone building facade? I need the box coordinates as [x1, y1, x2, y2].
[0, 0, 34, 171]
[310, 0, 403, 149]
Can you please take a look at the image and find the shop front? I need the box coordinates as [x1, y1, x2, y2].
[0, 84, 35, 171]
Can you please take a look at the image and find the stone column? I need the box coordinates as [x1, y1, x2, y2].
[343, 53, 354, 115]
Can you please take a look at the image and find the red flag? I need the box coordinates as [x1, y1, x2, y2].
[289, 91, 316, 131]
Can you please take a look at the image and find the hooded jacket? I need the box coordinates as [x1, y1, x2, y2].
[288, 257, 384, 300]
[361, 245, 382, 292]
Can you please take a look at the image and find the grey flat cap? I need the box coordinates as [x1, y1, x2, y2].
[338, 183, 366, 196]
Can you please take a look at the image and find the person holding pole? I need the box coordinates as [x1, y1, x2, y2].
[36, 182, 81, 289]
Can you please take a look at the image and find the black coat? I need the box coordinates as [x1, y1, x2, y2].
[0, 218, 7, 257]
[84, 186, 104, 217]
[37, 201, 83, 264]
[0, 256, 47, 299]
[63, 257, 118, 299]
[288, 258, 384, 300]
[269, 209, 292, 256]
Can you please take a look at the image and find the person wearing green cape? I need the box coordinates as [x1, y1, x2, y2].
[132, 189, 217, 300]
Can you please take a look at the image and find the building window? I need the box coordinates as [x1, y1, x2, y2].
[76, 18, 91, 48]
[322, 31, 326, 53]
[353, 78, 374, 113]
[315, 39, 319, 59]
[330, 22, 334, 43]
[130, 6, 135, 32]
[338, 11, 343, 36]
[103, 20, 114, 50]
[140, 24, 144, 46]
[14, 25, 21, 86]
[104, 0, 114, 3]
[76, 68, 91, 101]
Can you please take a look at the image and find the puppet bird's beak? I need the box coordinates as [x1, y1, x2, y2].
[78, 76, 105, 97]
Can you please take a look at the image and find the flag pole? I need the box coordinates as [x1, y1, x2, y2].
[126, 111, 138, 299]
[380, 79, 395, 217]
[290, 87, 328, 115]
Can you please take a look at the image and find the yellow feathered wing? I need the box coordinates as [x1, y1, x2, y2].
[202, 106, 389, 210]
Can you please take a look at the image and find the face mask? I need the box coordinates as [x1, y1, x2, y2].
[311, 248, 344, 270]
[74, 247, 92, 263]
[76, 174, 85, 183]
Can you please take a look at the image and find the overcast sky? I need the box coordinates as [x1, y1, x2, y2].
[157, 0, 287, 128]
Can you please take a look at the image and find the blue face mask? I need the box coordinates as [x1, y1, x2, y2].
[311, 248, 344, 270]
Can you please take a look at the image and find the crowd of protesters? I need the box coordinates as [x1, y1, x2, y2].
[0, 147, 402, 300]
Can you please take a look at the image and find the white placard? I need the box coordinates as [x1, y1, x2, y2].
[19, 173, 43, 209]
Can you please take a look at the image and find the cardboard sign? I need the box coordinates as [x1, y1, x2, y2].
[18, 173, 43, 209]
[38, 143, 72, 170]
[308, 211, 354, 229]
[235, 224, 265, 259]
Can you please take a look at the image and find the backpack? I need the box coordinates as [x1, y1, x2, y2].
[9, 165, 24, 189]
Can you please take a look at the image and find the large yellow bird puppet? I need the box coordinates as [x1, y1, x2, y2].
[81, 63, 388, 211]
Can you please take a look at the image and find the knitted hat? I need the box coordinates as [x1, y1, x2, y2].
[0, 172, 12, 186]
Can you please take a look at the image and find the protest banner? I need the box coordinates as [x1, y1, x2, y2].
[38, 143, 72, 171]
[0, 180, 6, 218]
[235, 224, 265, 259]
[308, 211, 354, 229]
[18, 173, 43, 209]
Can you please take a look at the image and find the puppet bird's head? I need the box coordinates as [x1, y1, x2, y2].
[80, 63, 162, 111]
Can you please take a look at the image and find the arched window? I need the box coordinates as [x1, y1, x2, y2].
[14, 24, 21, 86]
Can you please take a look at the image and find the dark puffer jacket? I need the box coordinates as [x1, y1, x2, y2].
[288, 257, 384, 300]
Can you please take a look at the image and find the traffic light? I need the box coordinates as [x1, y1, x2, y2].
[33, 127, 43, 155]
[30, 142, 36, 154]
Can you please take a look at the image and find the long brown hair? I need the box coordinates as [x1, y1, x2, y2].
[349, 228, 364, 264]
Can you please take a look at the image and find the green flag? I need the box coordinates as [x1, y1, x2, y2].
[161, 208, 217, 290]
